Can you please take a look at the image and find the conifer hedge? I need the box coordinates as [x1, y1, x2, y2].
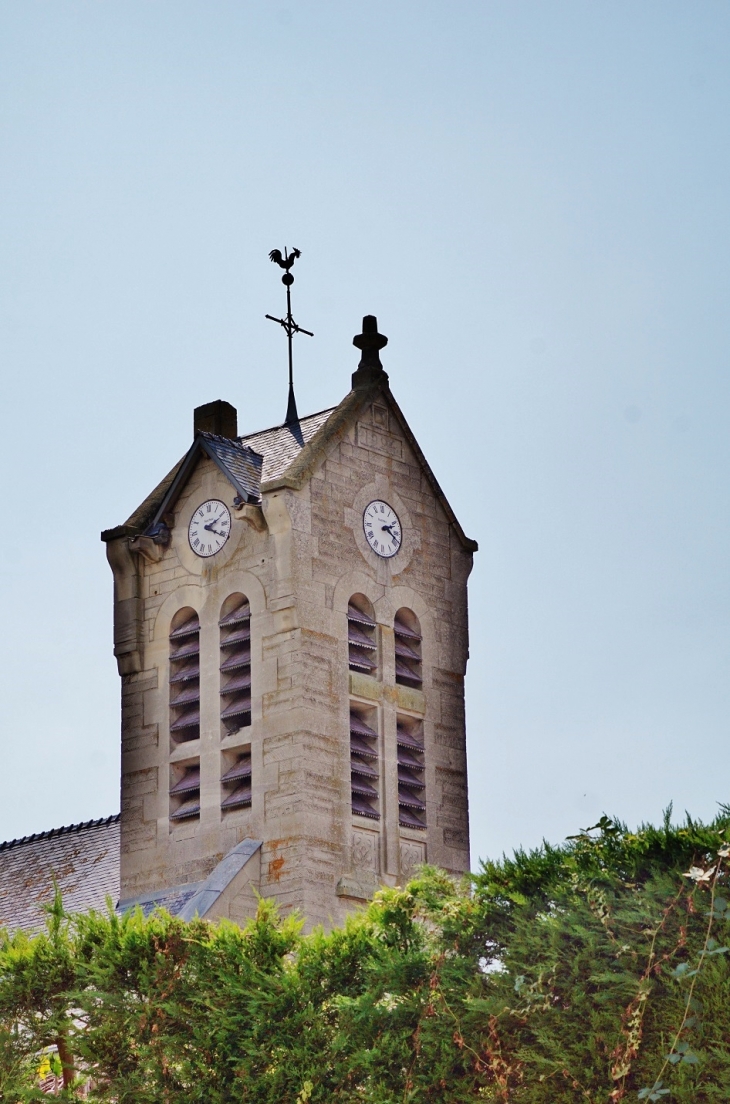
[1, 808, 729, 1101]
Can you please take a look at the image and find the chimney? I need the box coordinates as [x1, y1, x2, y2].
[194, 400, 238, 439]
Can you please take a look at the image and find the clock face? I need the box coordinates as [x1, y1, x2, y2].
[363, 500, 401, 558]
[188, 499, 231, 557]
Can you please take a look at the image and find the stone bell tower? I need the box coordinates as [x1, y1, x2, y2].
[102, 317, 477, 929]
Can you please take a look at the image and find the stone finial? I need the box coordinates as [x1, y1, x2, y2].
[352, 315, 389, 390]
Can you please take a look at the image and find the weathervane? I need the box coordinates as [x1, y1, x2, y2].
[266, 247, 313, 425]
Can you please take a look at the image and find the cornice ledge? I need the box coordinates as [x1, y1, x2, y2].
[262, 475, 302, 493]
[100, 524, 141, 543]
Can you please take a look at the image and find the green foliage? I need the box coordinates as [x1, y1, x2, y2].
[1, 809, 730, 1101]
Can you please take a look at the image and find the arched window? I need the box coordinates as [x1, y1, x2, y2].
[169, 608, 200, 744]
[397, 715, 426, 829]
[347, 594, 380, 819]
[394, 608, 422, 689]
[348, 594, 377, 677]
[350, 705, 379, 819]
[221, 749, 252, 812]
[219, 594, 252, 736]
[170, 761, 201, 821]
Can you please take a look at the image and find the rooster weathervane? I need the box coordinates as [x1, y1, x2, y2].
[266, 247, 313, 425]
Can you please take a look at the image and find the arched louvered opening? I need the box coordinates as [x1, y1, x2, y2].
[348, 594, 378, 677]
[397, 715, 426, 829]
[221, 747, 252, 812]
[220, 594, 251, 737]
[169, 608, 200, 745]
[350, 705, 380, 819]
[394, 608, 422, 689]
[170, 760, 200, 821]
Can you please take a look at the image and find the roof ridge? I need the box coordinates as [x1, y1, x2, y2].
[0, 813, 120, 853]
[199, 431, 260, 451]
[238, 405, 336, 443]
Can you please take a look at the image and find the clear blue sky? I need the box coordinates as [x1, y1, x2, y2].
[0, 1, 728, 863]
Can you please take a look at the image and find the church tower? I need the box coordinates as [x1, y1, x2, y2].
[102, 317, 477, 928]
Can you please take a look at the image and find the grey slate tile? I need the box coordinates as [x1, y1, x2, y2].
[0, 816, 120, 933]
[239, 408, 335, 483]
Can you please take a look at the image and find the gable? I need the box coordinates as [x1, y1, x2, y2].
[102, 412, 335, 543]
[101, 384, 475, 554]
[142, 432, 263, 533]
[262, 383, 478, 553]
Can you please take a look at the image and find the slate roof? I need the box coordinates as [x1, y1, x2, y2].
[143, 432, 265, 532]
[0, 816, 120, 933]
[200, 432, 265, 500]
[0, 815, 262, 932]
[118, 838, 262, 921]
[239, 408, 335, 484]
[101, 408, 336, 542]
[117, 882, 203, 918]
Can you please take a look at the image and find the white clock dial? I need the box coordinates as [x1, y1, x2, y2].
[363, 500, 401, 558]
[188, 499, 231, 557]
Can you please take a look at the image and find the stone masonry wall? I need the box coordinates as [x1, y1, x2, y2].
[289, 389, 472, 902]
[117, 385, 473, 930]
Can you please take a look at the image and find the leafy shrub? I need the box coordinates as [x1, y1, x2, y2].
[1, 807, 729, 1102]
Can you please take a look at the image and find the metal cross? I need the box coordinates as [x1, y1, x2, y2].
[265, 247, 313, 425]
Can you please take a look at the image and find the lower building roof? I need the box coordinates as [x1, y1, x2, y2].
[0, 816, 262, 933]
[0, 815, 120, 933]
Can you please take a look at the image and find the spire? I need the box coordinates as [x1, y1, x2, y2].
[352, 315, 389, 390]
[285, 364, 298, 425]
[265, 248, 313, 425]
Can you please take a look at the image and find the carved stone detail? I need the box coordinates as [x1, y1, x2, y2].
[352, 829, 379, 874]
[356, 422, 404, 460]
[233, 502, 267, 532]
[399, 840, 426, 882]
[129, 535, 165, 565]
